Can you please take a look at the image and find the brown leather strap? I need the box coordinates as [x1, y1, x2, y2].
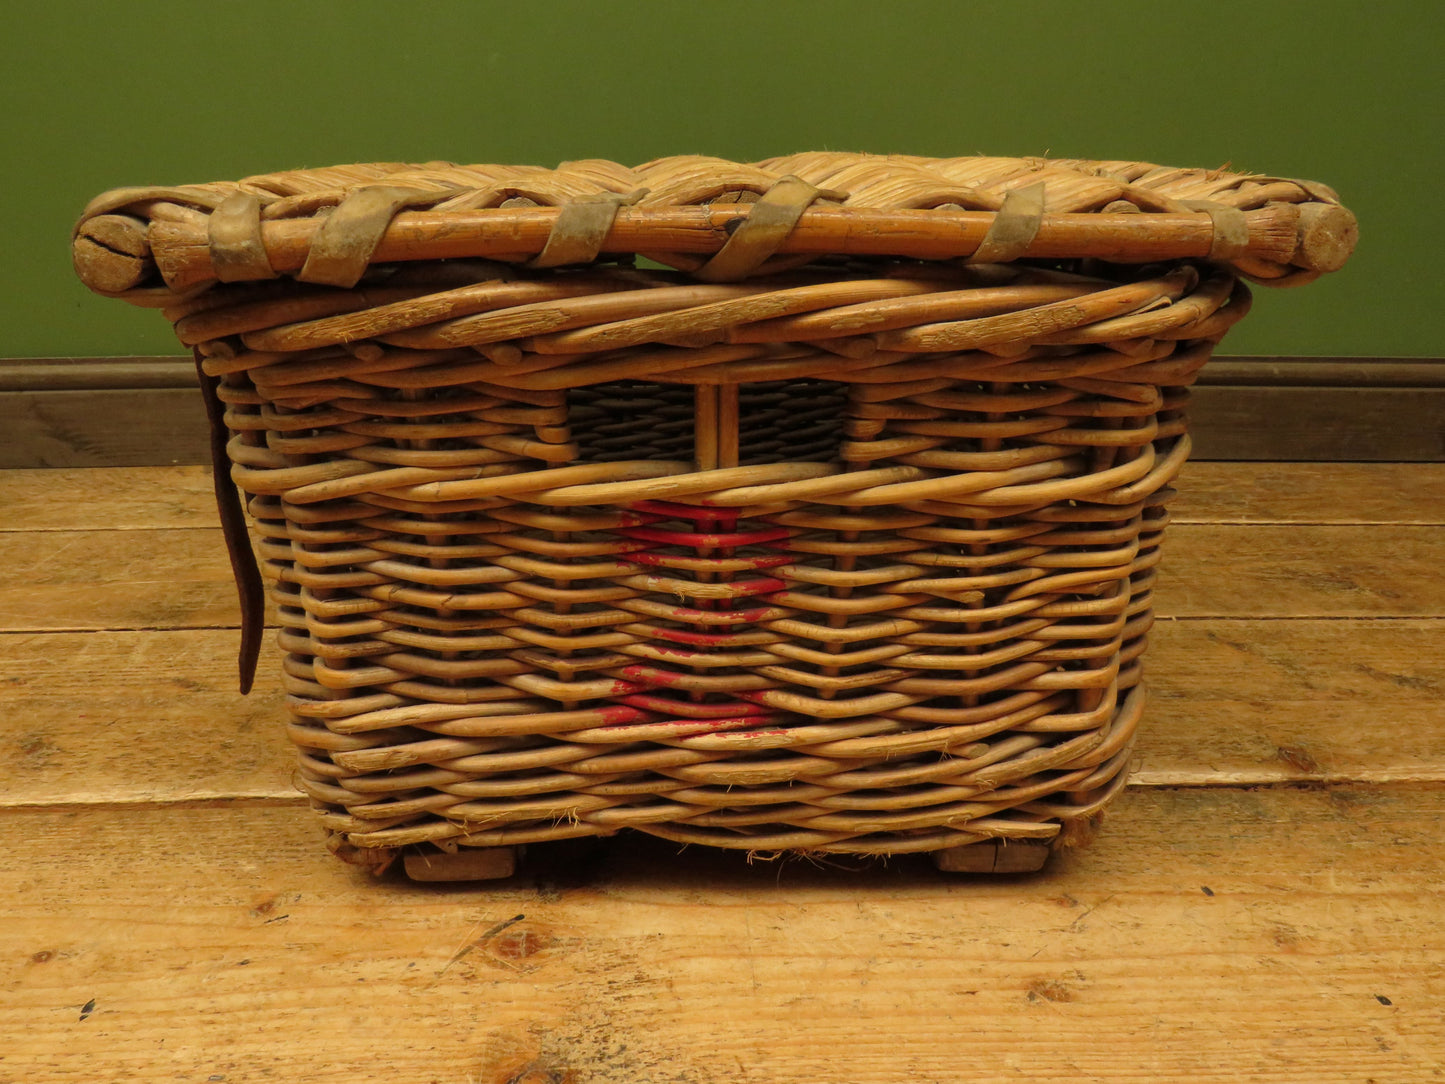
[694, 176, 844, 282]
[192, 349, 263, 694]
[529, 188, 647, 268]
[298, 185, 450, 288]
[1180, 199, 1250, 260]
[970, 182, 1045, 263]
[209, 193, 279, 282]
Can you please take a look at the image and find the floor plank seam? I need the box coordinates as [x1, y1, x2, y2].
[0, 624, 263, 635]
[10, 520, 1445, 532]
[10, 520, 1445, 530]
[5, 778, 1442, 817]
[0, 795, 307, 814]
[1170, 518, 1445, 526]
[0, 525, 222, 533]
[5, 616, 1444, 639]
[1152, 615, 1445, 622]
[1129, 773, 1445, 788]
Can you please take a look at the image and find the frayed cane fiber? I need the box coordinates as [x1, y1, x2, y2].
[73, 153, 1356, 876]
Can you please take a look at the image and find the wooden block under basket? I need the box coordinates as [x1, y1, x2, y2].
[72, 153, 1356, 878]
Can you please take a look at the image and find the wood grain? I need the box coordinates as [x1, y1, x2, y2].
[1187, 385, 1445, 461]
[0, 631, 290, 807]
[1199, 357, 1445, 388]
[139, 202, 1287, 291]
[0, 388, 211, 469]
[1142, 618, 1445, 785]
[1170, 462, 1445, 525]
[2, 786, 1441, 1083]
[0, 529, 245, 631]
[0, 465, 219, 531]
[1154, 525, 1445, 618]
[0, 356, 198, 392]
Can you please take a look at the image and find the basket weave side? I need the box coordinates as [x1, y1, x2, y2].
[197, 260, 1239, 861]
[69, 153, 1354, 868]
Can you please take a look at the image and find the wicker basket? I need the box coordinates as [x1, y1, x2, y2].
[73, 154, 1356, 877]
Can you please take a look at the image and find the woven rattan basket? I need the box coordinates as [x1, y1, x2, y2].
[74, 154, 1356, 878]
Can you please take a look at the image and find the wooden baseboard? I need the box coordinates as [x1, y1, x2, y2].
[1, 356, 1441, 468]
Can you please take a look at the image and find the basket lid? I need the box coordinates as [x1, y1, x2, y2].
[73, 153, 1355, 300]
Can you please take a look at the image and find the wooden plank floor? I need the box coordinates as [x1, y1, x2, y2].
[2, 462, 1443, 1083]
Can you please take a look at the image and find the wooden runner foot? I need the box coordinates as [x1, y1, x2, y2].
[932, 839, 1051, 874]
[403, 846, 519, 882]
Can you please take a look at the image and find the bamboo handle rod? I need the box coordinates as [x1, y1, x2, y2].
[73, 201, 1355, 295]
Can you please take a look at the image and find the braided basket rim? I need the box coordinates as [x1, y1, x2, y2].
[73, 153, 1356, 299]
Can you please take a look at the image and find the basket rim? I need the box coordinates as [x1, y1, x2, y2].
[72, 152, 1356, 299]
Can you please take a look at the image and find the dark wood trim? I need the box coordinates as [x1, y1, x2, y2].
[1200, 357, 1445, 388]
[0, 356, 199, 392]
[0, 389, 213, 468]
[1, 356, 1441, 467]
[4, 355, 1443, 392]
[1188, 386, 1445, 461]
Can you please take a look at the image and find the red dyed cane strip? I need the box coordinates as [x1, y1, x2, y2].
[596, 703, 650, 725]
[616, 692, 775, 719]
[615, 524, 793, 549]
[624, 550, 793, 570]
[628, 624, 773, 647]
[639, 603, 784, 625]
[626, 574, 789, 598]
[582, 716, 787, 740]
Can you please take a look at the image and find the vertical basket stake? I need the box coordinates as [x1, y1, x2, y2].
[694, 383, 740, 470]
[694, 384, 720, 472]
[717, 383, 740, 469]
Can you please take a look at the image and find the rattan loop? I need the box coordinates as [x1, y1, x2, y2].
[695, 176, 844, 282]
[529, 189, 648, 268]
[209, 193, 278, 283]
[969, 182, 1045, 264]
[1181, 200, 1250, 261]
[299, 185, 452, 288]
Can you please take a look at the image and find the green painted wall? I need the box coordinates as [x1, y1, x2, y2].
[4, 0, 1439, 359]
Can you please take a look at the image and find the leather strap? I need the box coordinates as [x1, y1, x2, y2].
[1180, 199, 1250, 260]
[529, 189, 647, 268]
[209, 193, 279, 282]
[298, 185, 449, 288]
[970, 182, 1045, 263]
[193, 349, 263, 694]
[695, 176, 843, 282]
